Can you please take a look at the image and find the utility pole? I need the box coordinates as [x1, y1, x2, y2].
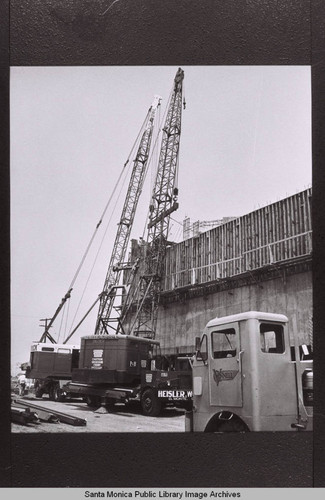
[39, 318, 56, 343]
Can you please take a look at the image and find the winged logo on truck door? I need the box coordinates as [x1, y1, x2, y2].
[213, 369, 239, 386]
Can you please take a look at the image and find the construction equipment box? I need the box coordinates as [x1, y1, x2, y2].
[72, 334, 158, 385]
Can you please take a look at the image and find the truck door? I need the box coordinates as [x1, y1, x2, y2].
[208, 322, 243, 407]
[192, 334, 209, 404]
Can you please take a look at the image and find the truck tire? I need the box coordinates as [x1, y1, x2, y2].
[141, 388, 162, 417]
[53, 385, 65, 402]
[49, 385, 55, 401]
[18, 385, 26, 397]
[35, 387, 43, 398]
[205, 412, 249, 432]
[85, 395, 101, 409]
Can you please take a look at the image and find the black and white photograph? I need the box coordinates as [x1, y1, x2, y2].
[10, 65, 312, 434]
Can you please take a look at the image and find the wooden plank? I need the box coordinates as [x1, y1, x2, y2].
[290, 195, 295, 256]
[257, 207, 262, 266]
[275, 200, 279, 261]
[13, 400, 59, 423]
[299, 191, 304, 254]
[284, 196, 288, 260]
[11, 406, 39, 425]
[161, 189, 312, 291]
[260, 207, 265, 265]
[252, 211, 257, 269]
[16, 399, 87, 426]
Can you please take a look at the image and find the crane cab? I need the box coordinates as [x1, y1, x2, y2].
[26, 342, 80, 380]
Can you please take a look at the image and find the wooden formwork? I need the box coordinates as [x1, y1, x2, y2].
[163, 188, 312, 290]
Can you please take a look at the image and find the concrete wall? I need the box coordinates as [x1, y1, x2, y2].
[156, 268, 312, 354]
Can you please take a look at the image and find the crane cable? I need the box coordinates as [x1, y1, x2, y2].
[142, 87, 173, 242]
[116, 102, 166, 320]
[64, 107, 152, 339]
[68, 108, 152, 291]
[120, 86, 174, 322]
[57, 297, 71, 343]
[141, 76, 183, 241]
[57, 301, 66, 343]
[66, 155, 133, 337]
[48, 108, 151, 343]
[64, 297, 71, 340]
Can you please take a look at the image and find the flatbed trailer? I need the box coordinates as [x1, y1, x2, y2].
[62, 365, 192, 416]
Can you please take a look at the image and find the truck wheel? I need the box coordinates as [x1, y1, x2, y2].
[141, 388, 162, 417]
[53, 385, 65, 402]
[85, 396, 101, 409]
[18, 385, 26, 397]
[49, 385, 55, 401]
[183, 401, 193, 411]
[35, 387, 43, 398]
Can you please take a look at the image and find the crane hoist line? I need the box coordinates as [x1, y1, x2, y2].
[38, 68, 184, 346]
[39, 96, 161, 344]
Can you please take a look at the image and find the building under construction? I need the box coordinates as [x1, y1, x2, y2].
[124, 187, 312, 355]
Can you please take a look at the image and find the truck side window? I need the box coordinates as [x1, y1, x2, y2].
[212, 329, 236, 358]
[260, 323, 284, 353]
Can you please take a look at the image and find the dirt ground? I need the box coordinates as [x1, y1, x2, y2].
[11, 394, 186, 433]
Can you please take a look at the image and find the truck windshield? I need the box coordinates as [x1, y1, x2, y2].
[211, 328, 236, 358]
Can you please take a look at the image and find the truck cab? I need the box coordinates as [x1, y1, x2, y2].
[26, 342, 80, 400]
[187, 311, 313, 432]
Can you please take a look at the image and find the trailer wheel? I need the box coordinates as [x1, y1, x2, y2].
[141, 388, 162, 417]
[85, 396, 101, 409]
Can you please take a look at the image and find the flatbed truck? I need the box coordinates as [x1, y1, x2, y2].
[27, 334, 192, 416]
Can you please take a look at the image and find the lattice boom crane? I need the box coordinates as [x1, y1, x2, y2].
[128, 68, 184, 338]
[94, 96, 161, 335]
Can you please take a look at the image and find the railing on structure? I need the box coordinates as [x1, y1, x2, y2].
[163, 230, 312, 290]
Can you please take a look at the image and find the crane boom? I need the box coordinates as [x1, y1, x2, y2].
[126, 68, 184, 338]
[94, 96, 161, 335]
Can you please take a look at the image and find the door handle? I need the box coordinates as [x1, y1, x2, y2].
[237, 350, 244, 364]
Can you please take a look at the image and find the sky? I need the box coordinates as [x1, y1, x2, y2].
[10, 66, 311, 373]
